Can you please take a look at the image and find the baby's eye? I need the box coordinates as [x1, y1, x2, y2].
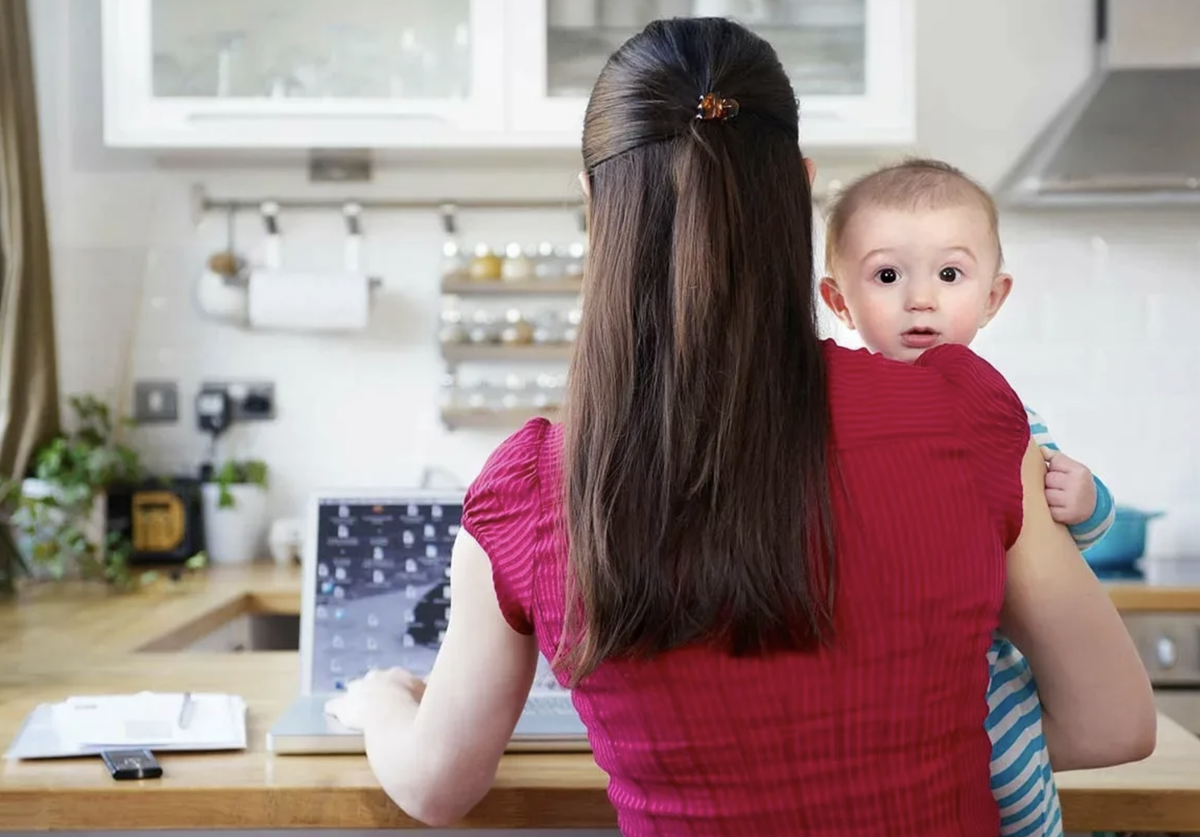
[876, 268, 899, 285]
[939, 267, 961, 282]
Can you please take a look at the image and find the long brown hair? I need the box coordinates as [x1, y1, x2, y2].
[560, 18, 835, 683]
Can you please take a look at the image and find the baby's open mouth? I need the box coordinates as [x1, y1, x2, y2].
[900, 328, 941, 348]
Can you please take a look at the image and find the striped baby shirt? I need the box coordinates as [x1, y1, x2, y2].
[986, 406, 1116, 837]
[1026, 406, 1116, 549]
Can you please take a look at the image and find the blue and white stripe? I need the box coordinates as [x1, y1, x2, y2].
[1025, 406, 1116, 550]
[983, 406, 1116, 836]
[986, 638, 1063, 837]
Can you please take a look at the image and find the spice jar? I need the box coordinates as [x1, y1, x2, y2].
[500, 308, 534, 345]
[534, 242, 564, 281]
[563, 242, 586, 279]
[438, 309, 468, 344]
[563, 308, 582, 343]
[467, 310, 499, 344]
[531, 309, 566, 344]
[441, 241, 466, 280]
[468, 243, 502, 282]
[500, 374, 528, 409]
[501, 243, 535, 282]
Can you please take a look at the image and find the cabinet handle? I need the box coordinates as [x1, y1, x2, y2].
[1156, 635, 1178, 669]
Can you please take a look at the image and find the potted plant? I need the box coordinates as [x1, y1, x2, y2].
[200, 459, 269, 565]
[0, 395, 143, 591]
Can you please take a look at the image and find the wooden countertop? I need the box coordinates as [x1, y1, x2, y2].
[2, 564, 1200, 832]
[1106, 582, 1200, 613]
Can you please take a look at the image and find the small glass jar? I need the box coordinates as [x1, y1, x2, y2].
[534, 241, 565, 281]
[501, 242, 535, 282]
[438, 308, 468, 344]
[499, 374, 529, 410]
[437, 374, 460, 410]
[464, 380, 490, 410]
[467, 310, 499, 344]
[468, 243, 502, 282]
[440, 241, 466, 279]
[563, 307, 582, 343]
[529, 309, 565, 344]
[500, 308, 534, 345]
[533, 373, 567, 409]
[563, 242, 586, 279]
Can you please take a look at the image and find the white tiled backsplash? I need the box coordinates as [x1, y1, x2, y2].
[49, 182, 1200, 557]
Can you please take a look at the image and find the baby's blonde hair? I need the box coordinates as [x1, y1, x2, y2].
[823, 158, 1002, 274]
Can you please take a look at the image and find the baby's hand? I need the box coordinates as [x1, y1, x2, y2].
[1043, 450, 1097, 526]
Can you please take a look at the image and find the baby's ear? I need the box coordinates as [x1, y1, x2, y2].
[819, 277, 855, 329]
[980, 273, 1014, 327]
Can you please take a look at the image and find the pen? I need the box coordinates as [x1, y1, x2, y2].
[177, 692, 195, 730]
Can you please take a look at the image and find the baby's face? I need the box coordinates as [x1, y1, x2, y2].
[822, 204, 1011, 363]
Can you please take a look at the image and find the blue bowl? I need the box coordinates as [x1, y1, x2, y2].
[1083, 506, 1164, 569]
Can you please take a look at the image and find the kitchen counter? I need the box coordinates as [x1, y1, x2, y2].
[2, 564, 1200, 832]
[1106, 581, 1200, 612]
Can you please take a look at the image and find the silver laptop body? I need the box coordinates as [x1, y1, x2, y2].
[267, 489, 589, 755]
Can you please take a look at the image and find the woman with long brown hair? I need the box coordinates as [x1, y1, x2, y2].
[327, 17, 1154, 835]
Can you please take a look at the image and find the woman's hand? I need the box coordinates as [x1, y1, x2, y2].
[324, 667, 426, 731]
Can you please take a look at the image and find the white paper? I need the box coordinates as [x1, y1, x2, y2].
[50, 692, 245, 749]
[247, 270, 371, 332]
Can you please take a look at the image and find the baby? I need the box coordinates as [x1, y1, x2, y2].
[819, 158, 1115, 837]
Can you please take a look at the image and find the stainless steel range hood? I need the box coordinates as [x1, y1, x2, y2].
[996, 0, 1200, 208]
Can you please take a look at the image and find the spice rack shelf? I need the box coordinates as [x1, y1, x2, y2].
[441, 278, 583, 296]
[440, 344, 574, 364]
[439, 405, 561, 431]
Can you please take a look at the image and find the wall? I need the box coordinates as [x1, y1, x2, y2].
[29, 0, 1200, 557]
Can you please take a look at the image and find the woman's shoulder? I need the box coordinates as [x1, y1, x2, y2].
[822, 339, 1025, 426]
[823, 339, 1029, 546]
[466, 417, 558, 504]
[460, 418, 558, 636]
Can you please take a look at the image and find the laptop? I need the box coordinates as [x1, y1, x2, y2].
[267, 489, 590, 755]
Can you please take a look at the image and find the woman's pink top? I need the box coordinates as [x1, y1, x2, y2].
[461, 341, 1030, 837]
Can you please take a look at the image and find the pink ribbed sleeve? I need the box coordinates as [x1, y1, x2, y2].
[460, 417, 551, 635]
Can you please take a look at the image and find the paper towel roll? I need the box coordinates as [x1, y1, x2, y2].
[246, 270, 371, 332]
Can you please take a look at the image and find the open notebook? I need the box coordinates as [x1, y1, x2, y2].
[5, 692, 247, 759]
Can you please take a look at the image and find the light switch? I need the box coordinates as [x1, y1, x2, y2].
[133, 380, 179, 423]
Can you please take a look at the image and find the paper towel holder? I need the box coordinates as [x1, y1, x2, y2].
[215, 200, 382, 292]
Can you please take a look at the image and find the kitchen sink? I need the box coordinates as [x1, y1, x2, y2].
[138, 597, 300, 653]
[178, 612, 299, 653]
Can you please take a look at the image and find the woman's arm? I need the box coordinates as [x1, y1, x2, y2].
[361, 530, 539, 826]
[1002, 437, 1156, 770]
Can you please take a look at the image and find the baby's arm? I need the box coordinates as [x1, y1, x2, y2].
[1025, 406, 1115, 550]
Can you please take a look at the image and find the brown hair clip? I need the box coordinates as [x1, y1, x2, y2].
[696, 92, 739, 122]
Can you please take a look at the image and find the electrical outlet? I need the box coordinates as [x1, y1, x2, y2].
[199, 381, 276, 422]
[133, 380, 179, 423]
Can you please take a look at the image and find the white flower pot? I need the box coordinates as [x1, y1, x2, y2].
[201, 483, 268, 565]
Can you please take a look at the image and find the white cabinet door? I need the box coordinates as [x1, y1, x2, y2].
[505, 0, 915, 149]
[101, 0, 508, 148]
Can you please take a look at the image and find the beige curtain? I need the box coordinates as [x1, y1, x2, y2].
[0, 0, 59, 588]
[0, 0, 59, 481]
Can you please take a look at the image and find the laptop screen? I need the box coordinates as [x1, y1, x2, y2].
[310, 497, 460, 694]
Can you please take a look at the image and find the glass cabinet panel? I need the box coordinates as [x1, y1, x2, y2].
[149, 0, 475, 101]
[544, 0, 866, 101]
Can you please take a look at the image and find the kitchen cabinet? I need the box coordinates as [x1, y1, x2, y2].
[100, 0, 914, 149]
[100, 0, 508, 148]
[505, 0, 916, 148]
